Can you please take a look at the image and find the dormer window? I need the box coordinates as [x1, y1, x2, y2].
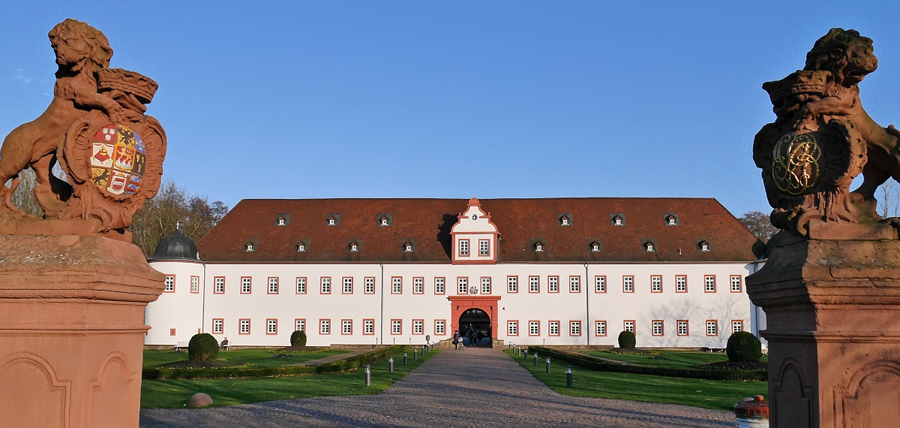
[643, 241, 655, 252]
[558, 214, 571, 226]
[328, 217, 336, 226]
[349, 242, 359, 252]
[665, 214, 678, 226]
[296, 242, 306, 252]
[403, 242, 413, 252]
[244, 242, 255, 252]
[277, 217, 285, 226]
[275, 214, 290, 226]
[589, 241, 601, 252]
[377, 214, 392, 226]
[534, 242, 544, 252]
[326, 214, 340, 226]
[381, 217, 389, 226]
[698, 240, 711, 252]
[612, 214, 625, 226]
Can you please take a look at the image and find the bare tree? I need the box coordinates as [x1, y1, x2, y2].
[130, 181, 228, 256]
[738, 210, 779, 243]
[879, 179, 900, 218]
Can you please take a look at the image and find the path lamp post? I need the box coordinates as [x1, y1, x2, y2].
[403, 352, 408, 365]
[389, 357, 394, 373]
[533, 352, 538, 366]
[414, 349, 418, 360]
[365, 365, 371, 386]
[546, 357, 551, 373]
[566, 366, 573, 388]
[524, 349, 528, 360]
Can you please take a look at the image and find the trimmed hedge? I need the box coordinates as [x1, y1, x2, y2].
[291, 330, 308, 347]
[617, 331, 636, 349]
[143, 346, 408, 380]
[527, 346, 767, 381]
[726, 331, 762, 363]
[188, 333, 219, 361]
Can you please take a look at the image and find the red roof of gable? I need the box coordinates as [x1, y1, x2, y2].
[196, 198, 761, 263]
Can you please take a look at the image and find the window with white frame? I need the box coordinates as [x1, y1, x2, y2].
[644, 241, 655, 252]
[569, 276, 580, 292]
[435, 320, 445, 335]
[295, 319, 305, 332]
[652, 320, 663, 336]
[457, 277, 468, 294]
[392, 277, 402, 294]
[365, 277, 375, 294]
[413, 320, 424, 334]
[651, 275, 662, 293]
[380, 216, 389, 226]
[213, 319, 223, 334]
[508, 321, 518, 335]
[595, 276, 606, 292]
[321, 277, 331, 294]
[479, 239, 489, 256]
[677, 320, 688, 336]
[549, 276, 559, 292]
[624, 321, 635, 333]
[414, 277, 424, 294]
[240, 319, 250, 334]
[613, 215, 624, 226]
[241, 277, 252, 294]
[296, 242, 306, 252]
[343, 277, 353, 294]
[267, 319, 278, 334]
[349, 242, 358, 252]
[320, 319, 331, 334]
[164, 275, 174, 292]
[534, 242, 544, 252]
[732, 320, 743, 333]
[570, 321, 581, 336]
[507, 276, 518, 293]
[268, 277, 279, 294]
[623, 276, 634, 292]
[560, 215, 570, 226]
[706, 320, 718, 336]
[549, 321, 560, 336]
[364, 319, 374, 334]
[731, 275, 742, 292]
[529, 321, 540, 336]
[595, 320, 607, 336]
[434, 277, 445, 294]
[296, 277, 307, 294]
[529, 276, 540, 293]
[391, 320, 402, 335]
[481, 277, 491, 294]
[342, 320, 352, 334]
[705, 275, 716, 292]
[404, 242, 413, 252]
[191, 276, 199, 293]
[214, 277, 225, 293]
[459, 240, 469, 256]
[676, 275, 687, 292]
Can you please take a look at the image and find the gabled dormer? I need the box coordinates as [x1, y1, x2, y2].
[664, 214, 679, 226]
[378, 214, 392, 227]
[589, 240, 602, 252]
[643, 240, 656, 252]
[533, 241, 545, 252]
[450, 198, 499, 264]
[275, 214, 290, 226]
[326, 214, 340, 226]
[558, 214, 572, 226]
[611, 214, 625, 226]
[697, 240, 711, 252]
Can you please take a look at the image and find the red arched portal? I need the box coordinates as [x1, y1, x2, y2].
[449, 296, 500, 340]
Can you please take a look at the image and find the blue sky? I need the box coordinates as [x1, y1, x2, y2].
[2, 1, 900, 217]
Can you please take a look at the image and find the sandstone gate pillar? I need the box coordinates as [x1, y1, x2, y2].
[0, 234, 164, 428]
[746, 222, 900, 427]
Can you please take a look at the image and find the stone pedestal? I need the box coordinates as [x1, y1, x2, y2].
[0, 234, 164, 428]
[746, 221, 900, 427]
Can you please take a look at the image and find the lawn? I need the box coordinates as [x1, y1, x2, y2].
[581, 350, 767, 369]
[507, 350, 766, 411]
[141, 348, 436, 408]
[143, 348, 349, 368]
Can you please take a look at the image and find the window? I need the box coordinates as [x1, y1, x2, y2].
[268, 277, 279, 294]
[413, 320, 424, 335]
[276, 216, 286, 226]
[529, 321, 540, 336]
[732, 320, 744, 334]
[214, 277, 225, 294]
[549, 321, 560, 336]
[623, 275, 634, 293]
[677, 320, 688, 336]
[612, 214, 624, 226]
[507, 276, 518, 293]
[295, 319, 306, 332]
[391, 319, 402, 335]
[434, 277, 445, 294]
[479, 239, 489, 256]
[380, 216, 390, 226]
[731, 275, 742, 293]
[652, 320, 664, 336]
[296, 242, 306, 252]
[365, 277, 375, 294]
[241, 277, 252, 294]
[534, 242, 544, 252]
[624, 320, 635, 333]
[190, 276, 199, 293]
[481, 277, 491, 294]
[213, 318, 223, 334]
[342, 277, 353, 294]
[245, 242, 254, 252]
[559, 215, 570, 226]
[296, 277, 307, 294]
[590, 241, 601, 252]
[435, 320, 446, 335]
[413, 277, 424, 294]
[392, 277, 402, 294]
[569, 276, 580, 293]
[320, 277, 331, 294]
[327, 216, 336, 226]
[666, 215, 677, 225]
[651, 275, 662, 293]
[404, 242, 413, 252]
[529, 276, 540, 293]
[342, 319, 353, 335]
[570, 321, 581, 336]
[595, 320, 607, 336]
[363, 319, 374, 335]
[164, 275, 175, 292]
[508, 321, 518, 336]
[548, 276, 559, 293]
[267, 319, 278, 335]
[704, 275, 716, 293]
[595, 276, 606, 293]
[644, 241, 655, 252]
[320, 319, 331, 334]
[459, 240, 469, 256]
[706, 320, 718, 336]
[457, 277, 468, 294]
[349, 242, 359, 252]
[239, 319, 250, 335]
[676, 275, 687, 293]
[699, 240, 711, 252]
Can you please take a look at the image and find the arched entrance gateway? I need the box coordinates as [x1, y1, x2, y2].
[449, 296, 500, 347]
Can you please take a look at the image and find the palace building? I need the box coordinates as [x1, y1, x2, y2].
[145, 197, 764, 348]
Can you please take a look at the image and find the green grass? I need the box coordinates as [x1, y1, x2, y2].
[141, 349, 436, 408]
[507, 350, 766, 411]
[142, 348, 348, 368]
[581, 350, 767, 369]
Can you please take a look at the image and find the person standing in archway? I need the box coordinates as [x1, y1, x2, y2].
[467, 327, 476, 347]
[453, 330, 461, 350]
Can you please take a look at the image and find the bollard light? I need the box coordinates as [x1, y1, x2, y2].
[534, 352, 538, 366]
[566, 365, 573, 388]
[524, 349, 528, 359]
[388, 356, 394, 373]
[414, 349, 418, 360]
[365, 364, 371, 386]
[403, 352, 408, 365]
[546, 357, 551, 373]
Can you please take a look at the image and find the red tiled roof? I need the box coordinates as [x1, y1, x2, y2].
[196, 198, 760, 263]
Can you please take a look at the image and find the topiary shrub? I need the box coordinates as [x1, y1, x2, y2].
[290, 330, 307, 347]
[617, 330, 636, 349]
[188, 333, 219, 361]
[726, 331, 762, 362]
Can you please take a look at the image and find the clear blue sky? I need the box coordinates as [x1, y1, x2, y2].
[2, 1, 900, 218]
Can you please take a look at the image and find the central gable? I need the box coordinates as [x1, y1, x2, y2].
[450, 198, 499, 264]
